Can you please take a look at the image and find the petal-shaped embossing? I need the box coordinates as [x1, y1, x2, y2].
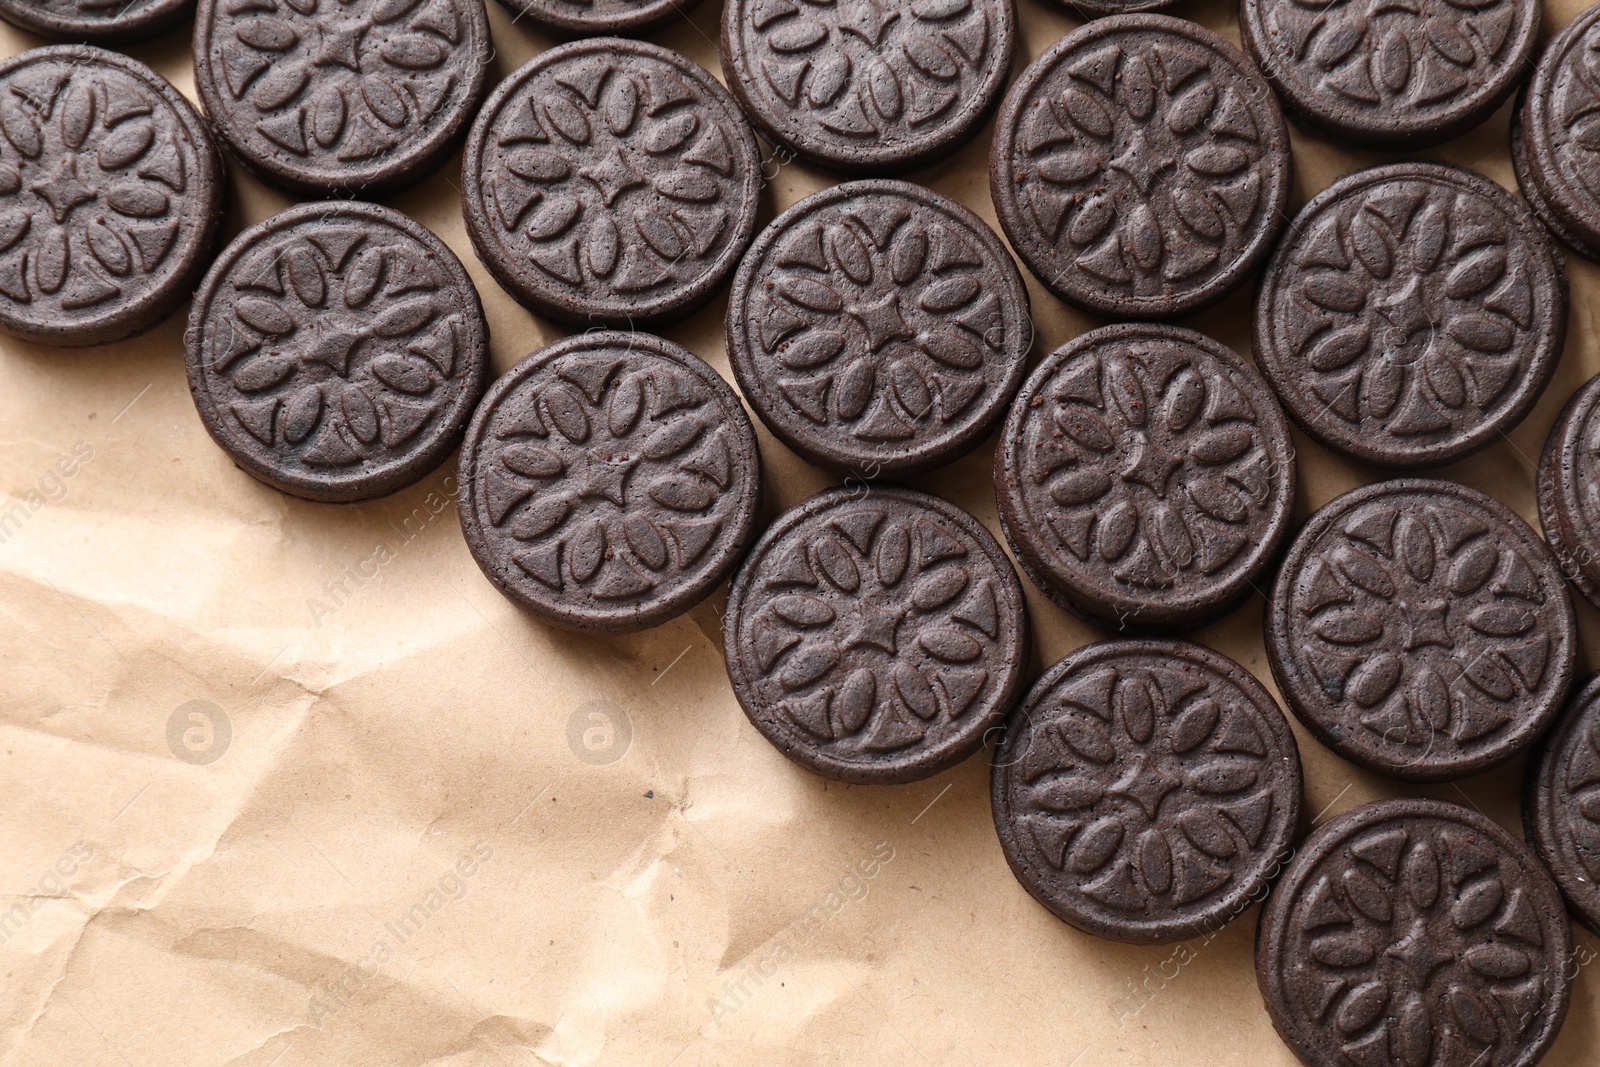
[920, 331, 983, 368]
[1166, 82, 1216, 133]
[807, 54, 851, 107]
[382, 36, 449, 69]
[371, 354, 433, 395]
[1039, 151, 1100, 185]
[236, 17, 297, 50]
[780, 330, 846, 369]
[920, 628, 981, 662]
[649, 474, 717, 511]
[1306, 325, 1370, 371]
[644, 113, 698, 154]
[1169, 699, 1220, 754]
[1427, 18, 1476, 66]
[507, 149, 571, 182]
[1117, 678, 1156, 743]
[1191, 427, 1251, 465]
[814, 535, 861, 591]
[1463, 944, 1529, 979]
[829, 226, 873, 284]
[510, 498, 569, 541]
[0, 102, 38, 158]
[1310, 934, 1375, 967]
[1446, 247, 1506, 299]
[1349, 213, 1393, 279]
[1037, 776, 1104, 811]
[1063, 89, 1112, 139]
[1185, 146, 1248, 176]
[373, 296, 436, 336]
[773, 594, 835, 627]
[284, 247, 326, 308]
[1060, 716, 1115, 763]
[1342, 867, 1391, 921]
[1347, 654, 1402, 707]
[1068, 817, 1123, 873]
[894, 663, 939, 719]
[905, 36, 960, 81]
[1187, 759, 1258, 795]
[911, 0, 969, 16]
[544, 384, 589, 442]
[1333, 545, 1395, 598]
[780, 643, 839, 689]
[342, 386, 380, 445]
[1302, 273, 1366, 313]
[1448, 312, 1514, 353]
[1051, 469, 1112, 506]
[106, 183, 169, 218]
[1122, 55, 1157, 121]
[1376, 34, 1412, 93]
[1190, 480, 1249, 523]
[920, 276, 980, 312]
[502, 443, 564, 479]
[835, 669, 875, 733]
[911, 568, 967, 611]
[1336, 981, 1388, 1035]
[780, 277, 844, 313]
[363, 77, 409, 128]
[1164, 371, 1204, 432]
[98, 121, 154, 170]
[1391, 996, 1431, 1067]
[1312, 609, 1382, 645]
[1448, 542, 1498, 594]
[87, 221, 130, 277]
[1424, 352, 1466, 409]
[876, 524, 911, 586]
[543, 97, 590, 144]
[1121, 202, 1162, 272]
[1469, 605, 1534, 637]
[769, 18, 827, 52]
[1068, 193, 1114, 246]
[236, 296, 294, 335]
[641, 419, 702, 461]
[834, 359, 874, 419]
[1181, 809, 1238, 859]
[1452, 877, 1503, 929]
[1174, 187, 1224, 240]
[1449, 989, 1499, 1046]
[891, 229, 927, 284]
[1396, 517, 1435, 581]
[1138, 829, 1172, 893]
[1411, 667, 1451, 732]
[1097, 500, 1138, 560]
[1058, 409, 1114, 452]
[1402, 842, 1440, 908]
[655, 169, 719, 202]
[1151, 505, 1194, 567]
[282, 383, 324, 444]
[312, 87, 347, 148]
[232, 355, 295, 392]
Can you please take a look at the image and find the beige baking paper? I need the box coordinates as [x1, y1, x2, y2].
[1, 0, 1598, 1063]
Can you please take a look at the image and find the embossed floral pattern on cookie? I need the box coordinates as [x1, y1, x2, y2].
[726, 487, 1028, 783]
[1268, 479, 1576, 782]
[1254, 164, 1565, 469]
[0, 48, 222, 346]
[991, 639, 1301, 944]
[721, 0, 1014, 172]
[187, 202, 487, 503]
[990, 15, 1290, 318]
[1259, 799, 1571, 1067]
[460, 332, 761, 633]
[196, 0, 488, 194]
[727, 180, 1030, 475]
[464, 39, 762, 328]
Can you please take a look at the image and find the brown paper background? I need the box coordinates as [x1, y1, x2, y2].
[2, 0, 1599, 1062]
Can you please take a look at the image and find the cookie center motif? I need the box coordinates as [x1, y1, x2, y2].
[1009, 659, 1279, 914]
[1285, 182, 1533, 439]
[757, 202, 1006, 442]
[482, 53, 743, 299]
[216, 0, 467, 165]
[744, 506, 1005, 751]
[480, 354, 741, 603]
[207, 225, 465, 471]
[0, 65, 189, 314]
[1024, 342, 1276, 592]
[1286, 822, 1553, 1066]
[1016, 37, 1271, 298]
[1293, 503, 1553, 752]
[743, 0, 994, 142]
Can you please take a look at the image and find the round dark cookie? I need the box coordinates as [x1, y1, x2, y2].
[994, 323, 1297, 632]
[186, 202, 488, 504]
[1258, 798, 1573, 1067]
[726, 180, 1032, 477]
[1266, 479, 1576, 783]
[491, 0, 700, 37]
[462, 39, 762, 329]
[1512, 3, 1600, 264]
[459, 331, 761, 634]
[194, 0, 489, 198]
[719, 0, 1015, 174]
[1254, 163, 1566, 470]
[1537, 373, 1600, 611]
[724, 486, 1028, 784]
[1525, 673, 1600, 937]
[0, 47, 224, 348]
[989, 14, 1291, 320]
[991, 639, 1302, 944]
[0, 0, 189, 42]
[1239, 0, 1538, 149]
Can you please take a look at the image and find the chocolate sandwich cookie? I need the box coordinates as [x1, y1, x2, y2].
[1538, 373, 1600, 611]
[0, 0, 189, 41]
[1240, 0, 1538, 149]
[186, 202, 489, 503]
[1514, 2, 1600, 263]
[720, 0, 1015, 174]
[995, 323, 1296, 632]
[1525, 674, 1600, 936]
[989, 14, 1291, 320]
[1267, 479, 1576, 783]
[1254, 163, 1565, 470]
[725, 486, 1028, 784]
[992, 639, 1302, 944]
[1258, 798, 1572, 1067]
[726, 180, 1032, 477]
[493, 0, 700, 37]
[459, 332, 761, 633]
[194, 0, 489, 198]
[462, 40, 762, 328]
[0, 48, 223, 348]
